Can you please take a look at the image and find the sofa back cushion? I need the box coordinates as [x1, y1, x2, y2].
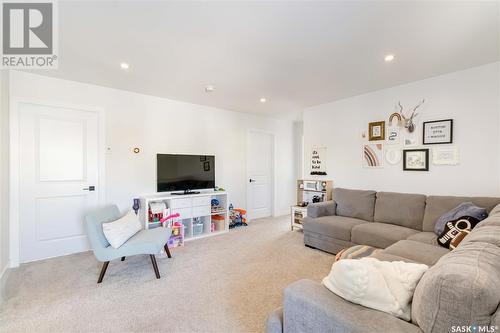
[412, 209, 500, 332]
[334, 188, 376, 221]
[422, 196, 500, 232]
[374, 192, 426, 230]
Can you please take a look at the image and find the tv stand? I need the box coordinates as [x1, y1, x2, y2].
[172, 190, 201, 195]
[139, 191, 229, 242]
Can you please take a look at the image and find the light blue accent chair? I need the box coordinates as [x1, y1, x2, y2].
[84, 205, 172, 283]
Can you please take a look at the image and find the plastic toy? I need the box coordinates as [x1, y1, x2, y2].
[229, 205, 247, 229]
[166, 221, 185, 249]
[160, 212, 181, 228]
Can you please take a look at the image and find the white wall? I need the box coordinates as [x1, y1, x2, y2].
[293, 121, 304, 179]
[303, 62, 500, 196]
[0, 70, 10, 286]
[9, 71, 296, 219]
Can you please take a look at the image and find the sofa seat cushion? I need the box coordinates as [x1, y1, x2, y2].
[351, 223, 419, 249]
[370, 252, 417, 264]
[101, 227, 171, 260]
[383, 240, 449, 266]
[406, 232, 438, 246]
[334, 188, 376, 221]
[374, 192, 426, 230]
[303, 216, 366, 241]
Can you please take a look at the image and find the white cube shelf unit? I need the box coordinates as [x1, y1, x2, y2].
[139, 191, 229, 241]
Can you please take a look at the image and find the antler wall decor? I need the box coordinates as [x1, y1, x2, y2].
[397, 99, 425, 133]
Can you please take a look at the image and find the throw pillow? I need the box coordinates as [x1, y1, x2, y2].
[322, 257, 428, 321]
[434, 202, 487, 235]
[449, 229, 470, 250]
[437, 216, 479, 249]
[102, 210, 142, 248]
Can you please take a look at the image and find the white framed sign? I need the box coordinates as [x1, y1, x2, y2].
[310, 146, 327, 175]
[423, 119, 453, 145]
[432, 146, 459, 165]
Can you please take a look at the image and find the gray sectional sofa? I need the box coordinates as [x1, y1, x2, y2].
[267, 188, 500, 333]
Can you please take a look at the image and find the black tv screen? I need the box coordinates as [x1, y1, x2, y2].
[157, 154, 215, 192]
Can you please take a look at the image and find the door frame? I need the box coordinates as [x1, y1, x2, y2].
[246, 129, 276, 220]
[9, 98, 106, 267]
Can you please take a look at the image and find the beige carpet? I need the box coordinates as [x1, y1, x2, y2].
[0, 216, 334, 333]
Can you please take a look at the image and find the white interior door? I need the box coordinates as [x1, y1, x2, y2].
[19, 103, 100, 263]
[247, 130, 273, 220]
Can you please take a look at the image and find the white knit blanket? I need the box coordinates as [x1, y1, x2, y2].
[322, 257, 428, 321]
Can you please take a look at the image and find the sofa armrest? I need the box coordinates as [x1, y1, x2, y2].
[266, 307, 283, 333]
[283, 279, 422, 333]
[306, 201, 336, 218]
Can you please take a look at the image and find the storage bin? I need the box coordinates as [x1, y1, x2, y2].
[213, 219, 224, 232]
[193, 222, 204, 235]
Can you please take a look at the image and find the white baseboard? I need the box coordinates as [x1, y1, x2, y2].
[0, 261, 11, 305]
[274, 210, 290, 217]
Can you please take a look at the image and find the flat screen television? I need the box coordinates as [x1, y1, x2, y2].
[157, 154, 215, 192]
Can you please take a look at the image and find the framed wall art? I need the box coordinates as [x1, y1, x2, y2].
[363, 144, 384, 168]
[432, 146, 459, 165]
[368, 121, 385, 141]
[385, 148, 402, 165]
[403, 149, 429, 171]
[423, 119, 453, 145]
[310, 146, 327, 175]
[403, 137, 418, 147]
[386, 127, 400, 145]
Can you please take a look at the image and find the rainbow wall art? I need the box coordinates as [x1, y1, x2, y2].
[363, 144, 384, 167]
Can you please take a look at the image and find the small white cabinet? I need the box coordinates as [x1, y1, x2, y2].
[291, 205, 307, 230]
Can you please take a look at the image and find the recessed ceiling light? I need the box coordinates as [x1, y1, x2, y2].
[120, 62, 129, 69]
[384, 54, 395, 62]
[260, 98, 267, 103]
[205, 85, 215, 93]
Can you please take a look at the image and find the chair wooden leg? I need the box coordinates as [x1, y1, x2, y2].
[97, 261, 109, 284]
[150, 255, 160, 279]
[164, 244, 172, 258]
[121, 257, 125, 261]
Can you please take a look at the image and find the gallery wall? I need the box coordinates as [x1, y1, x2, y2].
[303, 62, 500, 196]
[8, 71, 296, 217]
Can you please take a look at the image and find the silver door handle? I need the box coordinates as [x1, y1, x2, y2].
[83, 186, 95, 191]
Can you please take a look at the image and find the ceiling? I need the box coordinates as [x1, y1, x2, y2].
[34, 1, 499, 120]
